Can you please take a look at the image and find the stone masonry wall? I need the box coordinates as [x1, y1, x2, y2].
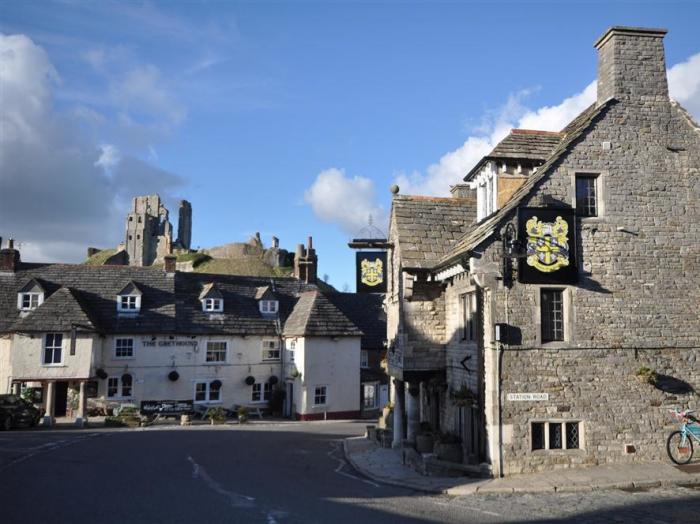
[501, 347, 699, 475]
[472, 89, 700, 472]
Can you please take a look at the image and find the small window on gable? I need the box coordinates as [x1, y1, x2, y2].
[17, 279, 45, 311]
[117, 281, 142, 313]
[203, 298, 223, 312]
[575, 174, 599, 217]
[259, 300, 278, 314]
[199, 283, 224, 313]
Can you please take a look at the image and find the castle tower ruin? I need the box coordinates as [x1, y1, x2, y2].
[177, 200, 192, 250]
[125, 194, 173, 266]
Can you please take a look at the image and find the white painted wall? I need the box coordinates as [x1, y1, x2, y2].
[294, 336, 360, 416]
[9, 333, 97, 381]
[0, 336, 11, 393]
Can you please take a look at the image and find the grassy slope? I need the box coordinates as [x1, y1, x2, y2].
[84, 249, 117, 266]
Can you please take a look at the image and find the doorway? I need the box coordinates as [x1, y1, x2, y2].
[54, 382, 68, 417]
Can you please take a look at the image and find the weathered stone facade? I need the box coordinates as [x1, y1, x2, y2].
[385, 26, 700, 476]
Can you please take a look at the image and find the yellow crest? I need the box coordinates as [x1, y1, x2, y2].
[525, 216, 570, 273]
[361, 258, 384, 286]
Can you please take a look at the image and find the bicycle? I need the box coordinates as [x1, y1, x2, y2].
[667, 409, 700, 465]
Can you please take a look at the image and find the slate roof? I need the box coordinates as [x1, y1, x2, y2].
[465, 129, 562, 181]
[0, 264, 176, 334]
[283, 290, 362, 337]
[11, 287, 102, 333]
[0, 263, 376, 339]
[437, 100, 616, 268]
[390, 195, 476, 269]
[325, 292, 386, 349]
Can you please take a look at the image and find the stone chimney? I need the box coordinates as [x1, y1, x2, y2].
[164, 254, 177, 275]
[293, 237, 318, 284]
[594, 26, 668, 106]
[0, 238, 20, 272]
[450, 184, 472, 198]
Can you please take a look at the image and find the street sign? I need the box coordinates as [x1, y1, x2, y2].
[506, 393, 549, 401]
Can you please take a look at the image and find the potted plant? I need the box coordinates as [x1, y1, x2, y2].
[434, 432, 463, 463]
[207, 407, 227, 425]
[415, 421, 434, 453]
[237, 406, 249, 424]
[452, 385, 476, 407]
[636, 366, 658, 385]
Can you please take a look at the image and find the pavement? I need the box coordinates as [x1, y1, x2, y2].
[343, 435, 700, 495]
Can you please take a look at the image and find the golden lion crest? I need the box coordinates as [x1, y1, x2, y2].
[360, 258, 384, 286]
[525, 216, 570, 273]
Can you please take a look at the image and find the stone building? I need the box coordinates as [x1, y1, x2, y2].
[0, 244, 384, 425]
[386, 27, 700, 476]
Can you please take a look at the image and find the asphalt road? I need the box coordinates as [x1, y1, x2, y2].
[1, 421, 699, 523]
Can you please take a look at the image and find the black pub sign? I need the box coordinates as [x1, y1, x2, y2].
[517, 207, 577, 284]
[355, 251, 387, 293]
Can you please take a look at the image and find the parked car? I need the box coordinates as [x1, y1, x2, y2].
[0, 394, 42, 430]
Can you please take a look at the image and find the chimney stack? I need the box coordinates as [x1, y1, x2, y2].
[293, 237, 318, 284]
[594, 26, 668, 106]
[164, 254, 177, 275]
[0, 238, 20, 272]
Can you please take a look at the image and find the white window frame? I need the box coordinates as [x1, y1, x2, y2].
[363, 383, 377, 409]
[313, 385, 328, 407]
[360, 350, 369, 369]
[43, 333, 63, 366]
[531, 420, 583, 452]
[107, 374, 133, 398]
[286, 339, 296, 362]
[114, 338, 134, 359]
[202, 298, 224, 312]
[18, 292, 43, 311]
[534, 286, 573, 347]
[251, 382, 271, 403]
[262, 339, 281, 361]
[460, 292, 478, 342]
[571, 170, 606, 220]
[205, 341, 228, 363]
[117, 294, 141, 313]
[194, 380, 223, 404]
[259, 300, 279, 314]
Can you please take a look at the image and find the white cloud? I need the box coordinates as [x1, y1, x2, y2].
[95, 143, 121, 171]
[668, 52, 700, 118]
[304, 168, 388, 235]
[0, 33, 185, 262]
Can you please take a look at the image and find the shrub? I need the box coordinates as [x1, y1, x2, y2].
[636, 366, 658, 385]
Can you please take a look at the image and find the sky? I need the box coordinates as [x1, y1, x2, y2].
[1, 1, 699, 291]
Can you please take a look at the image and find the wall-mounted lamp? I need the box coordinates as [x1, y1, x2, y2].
[500, 223, 528, 288]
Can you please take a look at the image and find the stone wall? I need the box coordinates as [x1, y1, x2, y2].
[500, 347, 699, 475]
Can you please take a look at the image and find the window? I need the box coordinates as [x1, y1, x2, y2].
[206, 341, 227, 363]
[541, 289, 564, 342]
[575, 175, 598, 217]
[107, 374, 133, 398]
[259, 300, 278, 314]
[361, 350, 369, 368]
[532, 421, 581, 451]
[195, 380, 222, 403]
[20, 293, 42, 310]
[43, 333, 63, 365]
[202, 298, 223, 312]
[363, 384, 376, 409]
[262, 340, 280, 361]
[115, 338, 134, 358]
[313, 385, 327, 406]
[287, 339, 296, 362]
[118, 295, 139, 312]
[251, 382, 271, 402]
[461, 292, 478, 342]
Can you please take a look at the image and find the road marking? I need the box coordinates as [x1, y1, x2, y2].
[0, 433, 103, 472]
[327, 442, 381, 488]
[187, 455, 256, 508]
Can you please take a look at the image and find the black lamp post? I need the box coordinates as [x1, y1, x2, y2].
[501, 222, 527, 287]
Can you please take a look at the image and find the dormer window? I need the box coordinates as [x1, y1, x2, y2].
[203, 298, 223, 312]
[17, 279, 45, 311]
[199, 282, 224, 313]
[259, 300, 278, 314]
[117, 281, 142, 313]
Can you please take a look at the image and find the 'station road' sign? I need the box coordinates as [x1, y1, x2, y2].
[506, 393, 549, 401]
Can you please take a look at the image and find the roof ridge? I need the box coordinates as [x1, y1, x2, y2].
[511, 129, 563, 136]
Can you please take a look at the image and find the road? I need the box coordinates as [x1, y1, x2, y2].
[1, 421, 699, 523]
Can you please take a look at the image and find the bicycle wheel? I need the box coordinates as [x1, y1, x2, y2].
[667, 430, 694, 465]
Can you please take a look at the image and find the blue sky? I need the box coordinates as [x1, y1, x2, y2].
[2, 1, 699, 290]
